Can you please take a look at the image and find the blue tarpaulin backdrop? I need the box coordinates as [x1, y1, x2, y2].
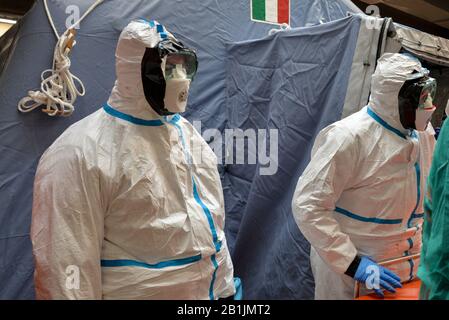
[0, 0, 360, 299]
[224, 16, 361, 299]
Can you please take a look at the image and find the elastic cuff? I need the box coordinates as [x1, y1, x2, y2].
[345, 255, 361, 278]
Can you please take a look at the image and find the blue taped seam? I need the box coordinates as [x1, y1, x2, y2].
[171, 121, 192, 165]
[170, 121, 221, 299]
[407, 238, 414, 250]
[103, 103, 180, 126]
[405, 250, 415, 282]
[101, 254, 202, 269]
[170, 114, 181, 124]
[409, 258, 415, 281]
[367, 107, 407, 139]
[156, 24, 168, 39]
[192, 177, 221, 300]
[209, 255, 219, 300]
[138, 18, 156, 28]
[165, 114, 181, 125]
[404, 162, 421, 282]
[233, 277, 243, 300]
[193, 179, 221, 252]
[103, 103, 167, 126]
[137, 19, 166, 39]
[407, 163, 422, 228]
[335, 207, 403, 225]
[411, 213, 424, 220]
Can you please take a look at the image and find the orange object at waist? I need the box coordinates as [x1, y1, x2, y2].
[356, 280, 421, 300]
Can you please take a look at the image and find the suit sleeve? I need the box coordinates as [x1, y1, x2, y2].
[31, 145, 104, 299]
[292, 125, 359, 274]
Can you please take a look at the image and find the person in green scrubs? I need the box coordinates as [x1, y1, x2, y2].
[419, 116, 449, 300]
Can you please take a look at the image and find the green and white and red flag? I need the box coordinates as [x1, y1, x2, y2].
[251, 0, 290, 25]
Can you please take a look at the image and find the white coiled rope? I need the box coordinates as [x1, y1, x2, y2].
[18, 0, 104, 117]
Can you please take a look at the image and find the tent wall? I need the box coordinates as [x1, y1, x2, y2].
[341, 15, 390, 118]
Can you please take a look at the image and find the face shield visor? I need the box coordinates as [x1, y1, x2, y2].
[398, 73, 437, 132]
[141, 38, 198, 116]
[163, 51, 198, 81]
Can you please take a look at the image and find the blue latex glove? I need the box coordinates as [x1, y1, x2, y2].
[354, 256, 402, 298]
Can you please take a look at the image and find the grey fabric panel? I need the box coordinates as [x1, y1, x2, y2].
[225, 15, 361, 299]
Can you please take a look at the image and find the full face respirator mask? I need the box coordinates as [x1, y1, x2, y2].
[398, 72, 437, 132]
[141, 38, 198, 115]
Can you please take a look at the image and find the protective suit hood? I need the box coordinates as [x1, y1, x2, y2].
[369, 53, 429, 135]
[107, 20, 175, 120]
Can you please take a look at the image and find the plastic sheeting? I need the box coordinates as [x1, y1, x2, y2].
[0, 0, 359, 299]
[395, 23, 449, 67]
[224, 16, 361, 299]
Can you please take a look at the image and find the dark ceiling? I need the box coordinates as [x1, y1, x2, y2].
[353, 0, 449, 39]
[0, 0, 35, 18]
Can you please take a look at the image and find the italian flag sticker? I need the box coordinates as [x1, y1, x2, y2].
[251, 0, 290, 25]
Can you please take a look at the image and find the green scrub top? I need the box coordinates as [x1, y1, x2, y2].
[418, 119, 449, 300]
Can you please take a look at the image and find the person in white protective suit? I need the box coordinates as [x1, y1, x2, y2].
[31, 19, 240, 300]
[292, 53, 437, 300]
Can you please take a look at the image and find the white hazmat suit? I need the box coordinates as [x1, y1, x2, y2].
[292, 53, 436, 300]
[31, 20, 236, 300]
